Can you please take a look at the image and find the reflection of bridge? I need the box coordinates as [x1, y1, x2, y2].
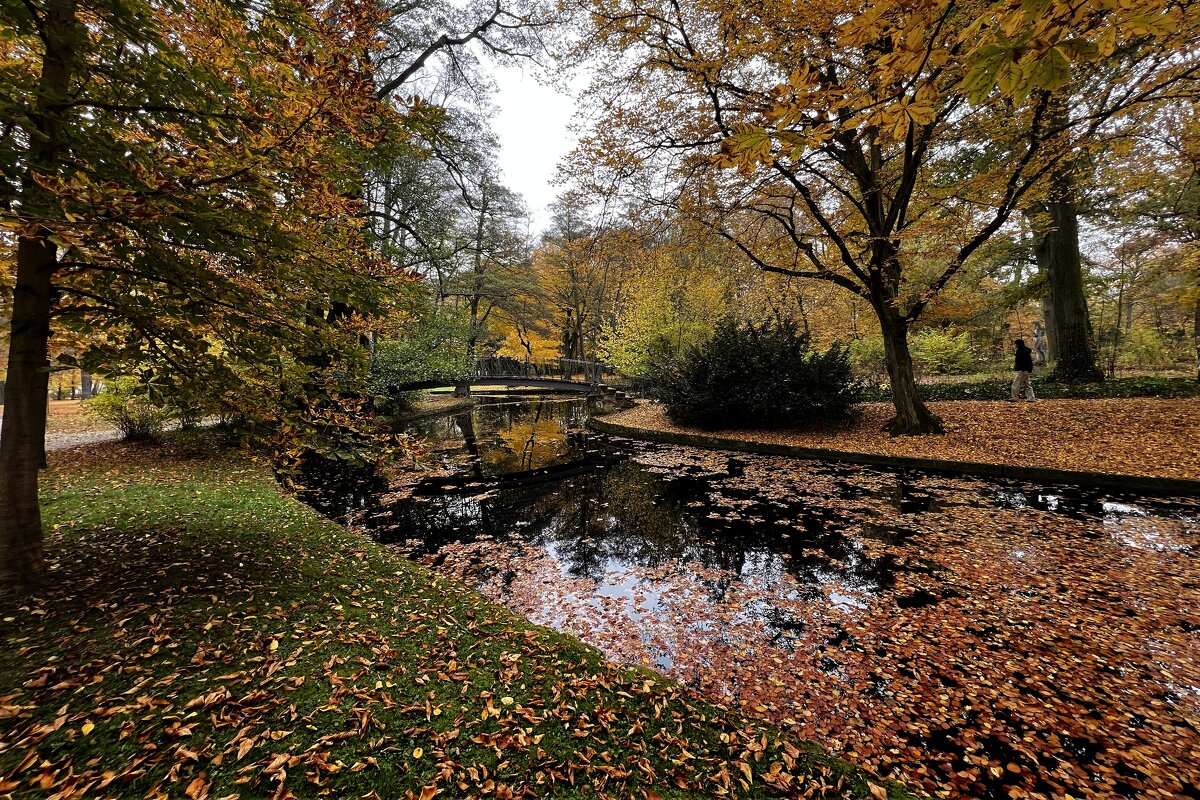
[393, 357, 625, 395]
[412, 454, 614, 493]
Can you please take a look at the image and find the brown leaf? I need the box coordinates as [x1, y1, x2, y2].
[185, 775, 210, 800]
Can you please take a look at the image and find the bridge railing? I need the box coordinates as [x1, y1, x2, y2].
[472, 356, 611, 384]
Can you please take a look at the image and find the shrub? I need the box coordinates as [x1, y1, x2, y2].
[649, 318, 861, 428]
[849, 335, 888, 385]
[910, 328, 975, 375]
[84, 377, 173, 440]
[1116, 328, 1172, 369]
[369, 310, 472, 414]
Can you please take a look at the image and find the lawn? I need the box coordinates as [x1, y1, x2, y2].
[0, 435, 915, 800]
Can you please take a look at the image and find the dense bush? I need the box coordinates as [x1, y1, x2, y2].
[910, 328, 976, 375]
[649, 319, 861, 428]
[84, 376, 173, 440]
[849, 329, 977, 383]
[1116, 327, 1175, 368]
[368, 308, 471, 414]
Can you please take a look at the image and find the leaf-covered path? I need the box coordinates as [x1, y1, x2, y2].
[0, 439, 913, 800]
[607, 399, 1200, 482]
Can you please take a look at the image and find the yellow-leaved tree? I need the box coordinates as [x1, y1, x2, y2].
[569, 0, 1200, 432]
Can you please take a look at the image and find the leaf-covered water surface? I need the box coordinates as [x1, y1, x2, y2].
[341, 400, 1200, 800]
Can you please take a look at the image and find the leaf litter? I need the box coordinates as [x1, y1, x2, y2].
[392, 440, 1200, 800]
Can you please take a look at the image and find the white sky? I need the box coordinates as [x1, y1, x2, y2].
[489, 64, 579, 235]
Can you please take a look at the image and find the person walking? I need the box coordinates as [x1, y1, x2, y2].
[1011, 339, 1036, 401]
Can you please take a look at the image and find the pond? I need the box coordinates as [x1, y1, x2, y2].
[297, 395, 1200, 800]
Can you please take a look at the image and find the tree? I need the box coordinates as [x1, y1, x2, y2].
[0, 0, 395, 596]
[444, 169, 531, 361]
[599, 229, 731, 376]
[1028, 156, 1106, 382]
[535, 193, 610, 363]
[0, 0, 554, 595]
[1132, 102, 1200, 378]
[569, 0, 1200, 432]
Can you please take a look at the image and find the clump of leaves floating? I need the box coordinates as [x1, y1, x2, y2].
[649, 318, 861, 428]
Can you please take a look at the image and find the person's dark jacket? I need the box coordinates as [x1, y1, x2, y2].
[1014, 345, 1034, 373]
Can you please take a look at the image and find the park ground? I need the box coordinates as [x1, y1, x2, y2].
[607, 397, 1200, 482]
[0, 435, 914, 800]
[3, 388, 1198, 799]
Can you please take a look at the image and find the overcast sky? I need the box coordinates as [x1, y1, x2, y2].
[488, 64, 579, 235]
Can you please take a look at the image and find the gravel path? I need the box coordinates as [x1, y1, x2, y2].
[44, 429, 123, 452]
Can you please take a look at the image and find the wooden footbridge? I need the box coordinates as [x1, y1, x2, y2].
[392, 357, 628, 397]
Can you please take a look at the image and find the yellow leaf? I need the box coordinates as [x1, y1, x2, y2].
[81, 721, 94, 735]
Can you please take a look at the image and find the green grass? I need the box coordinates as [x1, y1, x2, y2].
[860, 374, 1200, 403]
[0, 436, 919, 799]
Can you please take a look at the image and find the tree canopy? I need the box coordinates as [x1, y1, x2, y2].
[566, 0, 1200, 431]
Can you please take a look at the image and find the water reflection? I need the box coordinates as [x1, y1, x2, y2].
[293, 395, 1200, 800]
[298, 395, 1195, 610]
[410, 396, 596, 477]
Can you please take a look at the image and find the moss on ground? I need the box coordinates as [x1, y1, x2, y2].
[0, 436, 919, 800]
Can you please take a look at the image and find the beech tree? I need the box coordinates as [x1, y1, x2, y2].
[571, 0, 1199, 432]
[0, 0, 553, 595]
[0, 0, 398, 596]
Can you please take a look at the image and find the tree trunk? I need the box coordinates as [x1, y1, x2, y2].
[1032, 165, 1103, 383]
[1041, 292, 1058, 360]
[466, 296, 480, 364]
[454, 412, 483, 479]
[0, 234, 56, 595]
[80, 371, 93, 399]
[1193, 292, 1199, 382]
[876, 306, 943, 435]
[0, 0, 78, 596]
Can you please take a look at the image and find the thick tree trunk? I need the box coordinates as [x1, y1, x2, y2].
[1032, 166, 1103, 383]
[0, 1, 78, 596]
[1193, 293, 1199, 382]
[80, 371, 93, 399]
[876, 306, 943, 435]
[0, 234, 56, 595]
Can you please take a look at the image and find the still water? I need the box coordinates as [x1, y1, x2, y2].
[297, 395, 1200, 800]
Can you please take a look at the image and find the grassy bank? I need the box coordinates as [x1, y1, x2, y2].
[0, 436, 915, 800]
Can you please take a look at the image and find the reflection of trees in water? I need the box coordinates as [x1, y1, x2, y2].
[414, 398, 593, 476]
[292, 453, 389, 523]
[301, 396, 906, 616]
[453, 413, 484, 480]
[335, 446, 905, 614]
